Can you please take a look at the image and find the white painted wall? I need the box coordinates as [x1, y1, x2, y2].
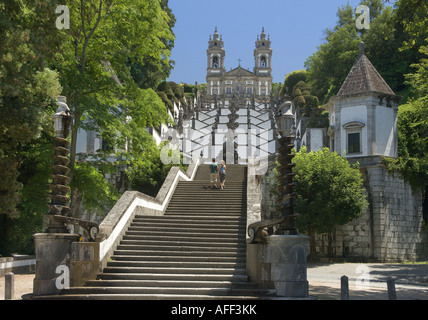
[375, 105, 395, 157]
[310, 128, 324, 152]
[76, 127, 87, 154]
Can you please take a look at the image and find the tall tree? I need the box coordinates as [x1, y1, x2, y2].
[51, 0, 175, 217]
[305, 21, 360, 104]
[0, 1, 62, 218]
[0, 1, 63, 255]
[129, 0, 176, 90]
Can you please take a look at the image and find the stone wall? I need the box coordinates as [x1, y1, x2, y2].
[314, 164, 428, 262]
[246, 157, 278, 239]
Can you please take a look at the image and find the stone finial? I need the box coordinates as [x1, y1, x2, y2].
[56, 96, 70, 115]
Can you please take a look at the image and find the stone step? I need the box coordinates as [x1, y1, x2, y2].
[165, 207, 245, 211]
[166, 199, 245, 204]
[164, 211, 245, 216]
[171, 191, 245, 195]
[127, 224, 245, 231]
[177, 181, 246, 185]
[133, 214, 246, 221]
[164, 208, 245, 213]
[166, 197, 245, 202]
[130, 222, 245, 230]
[106, 260, 246, 269]
[115, 248, 246, 258]
[124, 230, 245, 239]
[84, 279, 255, 289]
[113, 249, 246, 257]
[117, 239, 246, 248]
[125, 229, 245, 237]
[97, 272, 249, 282]
[127, 221, 245, 229]
[169, 191, 245, 196]
[121, 236, 245, 245]
[111, 255, 245, 263]
[29, 293, 277, 300]
[101, 266, 248, 275]
[63, 286, 274, 297]
[175, 184, 245, 188]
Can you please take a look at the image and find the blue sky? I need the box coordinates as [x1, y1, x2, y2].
[167, 0, 367, 85]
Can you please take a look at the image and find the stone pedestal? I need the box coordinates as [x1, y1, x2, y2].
[266, 235, 310, 297]
[70, 241, 100, 287]
[33, 233, 80, 296]
[247, 234, 310, 298]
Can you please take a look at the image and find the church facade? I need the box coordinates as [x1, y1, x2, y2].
[206, 27, 273, 99]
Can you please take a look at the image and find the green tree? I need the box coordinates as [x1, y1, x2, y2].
[51, 0, 175, 217]
[129, 0, 176, 90]
[280, 70, 307, 98]
[0, 1, 62, 218]
[126, 141, 188, 197]
[305, 21, 360, 104]
[0, 132, 55, 255]
[292, 147, 368, 258]
[0, 1, 66, 254]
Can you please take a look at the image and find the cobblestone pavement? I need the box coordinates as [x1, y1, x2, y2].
[2, 263, 428, 300]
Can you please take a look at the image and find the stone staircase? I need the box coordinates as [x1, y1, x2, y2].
[44, 164, 276, 299]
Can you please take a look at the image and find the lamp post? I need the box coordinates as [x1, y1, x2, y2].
[275, 101, 298, 235]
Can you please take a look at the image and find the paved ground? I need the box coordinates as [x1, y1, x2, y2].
[2, 263, 428, 300]
[0, 273, 34, 300]
[307, 263, 428, 300]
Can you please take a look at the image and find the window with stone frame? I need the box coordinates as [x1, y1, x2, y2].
[343, 121, 365, 154]
[347, 132, 361, 154]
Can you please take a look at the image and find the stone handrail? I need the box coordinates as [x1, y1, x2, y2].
[247, 217, 286, 243]
[96, 158, 200, 269]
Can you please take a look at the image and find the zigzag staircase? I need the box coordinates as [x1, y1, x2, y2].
[47, 164, 276, 299]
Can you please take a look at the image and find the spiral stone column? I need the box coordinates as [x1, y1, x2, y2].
[46, 133, 72, 233]
[276, 134, 297, 235]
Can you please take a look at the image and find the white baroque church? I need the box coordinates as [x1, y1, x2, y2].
[206, 27, 273, 99]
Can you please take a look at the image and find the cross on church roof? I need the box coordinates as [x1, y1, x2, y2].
[237, 58, 242, 66]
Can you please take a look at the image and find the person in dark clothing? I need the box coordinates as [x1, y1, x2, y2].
[209, 159, 218, 189]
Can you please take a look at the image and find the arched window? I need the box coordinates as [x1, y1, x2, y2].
[212, 56, 219, 68]
[260, 56, 267, 68]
